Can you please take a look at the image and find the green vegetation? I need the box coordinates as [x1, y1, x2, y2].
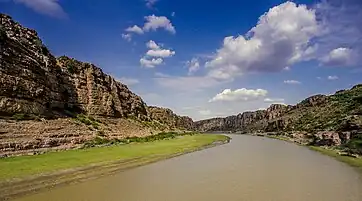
[281, 85, 362, 132]
[67, 63, 76, 74]
[140, 120, 168, 130]
[309, 146, 362, 171]
[74, 114, 101, 130]
[342, 134, 362, 155]
[0, 134, 229, 181]
[11, 113, 40, 121]
[83, 132, 198, 148]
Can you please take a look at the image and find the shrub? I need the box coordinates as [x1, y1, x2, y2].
[12, 113, 26, 121]
[67, 64, 75, 74]
[11, 113, 41, 121]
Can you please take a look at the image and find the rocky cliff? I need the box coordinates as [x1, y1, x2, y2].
[196, 86, 362, 133]
[195, 84, 362, 154]
[0, 14, 193, 156]
[147, 106, 194, 130]
[0, 14, 148, 119]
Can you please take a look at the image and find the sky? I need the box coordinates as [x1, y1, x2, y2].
[1, 0, 361, 120]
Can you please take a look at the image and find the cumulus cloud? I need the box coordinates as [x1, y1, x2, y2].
[140, 57, 163, 68]
[186, 58, 200, 75]
[209, 88, 268, 102]
[14, 0, 66, 18]
[264, 98, 285, 103]
[205, 2, 319, 80]
[320, 47, 356, 66]
[143, 15, 176, 34]
[125, 15, 176, 37]
[117, 77, 139, 86]
[141, 40, 175, 66]
[146, 49, 175, 58]
[125, 25, 144, 35]
[284, 80, 301, 84]
[327, 75, 338, 80]
[315, 0, 362, 66]
[121, 33, 132, 42]
[146, 40, 160, 50]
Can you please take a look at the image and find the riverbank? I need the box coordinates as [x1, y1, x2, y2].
[0, 134, 229, 200]
[263, 134, 362, 172]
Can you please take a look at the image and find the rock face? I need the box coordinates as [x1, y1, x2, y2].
[196, 85, 362, 134]
[147, 106, 194, 130]
[56, 56, 149, 119]
[0, 14, 148, 120]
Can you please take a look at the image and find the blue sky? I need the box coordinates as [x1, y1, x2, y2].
[1, 0, 361, 120]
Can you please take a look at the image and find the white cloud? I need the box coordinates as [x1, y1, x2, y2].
[171, 12, 176, 17]
[146, 49, 175, 58]
[117, 77, 139, 86]
[146, 40, 160, 50]
[143, 15, 176, 34]
[284, 80, 301, 84]
[125, 25, 144, 34]
[141, 40, 175, 64]
[264, 98, 285, 103]
[140, 57, 163, 68]
[186, 58, 200, 75]
[199, 110, 211, 116]
[317, 76, 322, 80]
[209, 88, 268, 102]
[205, 2, 319, 80]
[145, 0, 158, 8]
[121, 33, 132, 42]
[320, 47, 356, 66]
[327, 75, 338, 80]
[284, 66, 291, 71]
[315, 0, 362, 66]
[14, 0, 66, 18]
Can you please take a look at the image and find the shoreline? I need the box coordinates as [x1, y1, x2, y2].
[262, 134, 362, 172]
[0, 134, 230, 201]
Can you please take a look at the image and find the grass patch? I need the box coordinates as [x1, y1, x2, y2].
[309, 146, 362, 171]
[0, 134, 229, 181]
[82, 132, 198, 148]
[74, 114, 100, 130]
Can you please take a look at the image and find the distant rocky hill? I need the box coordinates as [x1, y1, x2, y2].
[195, 85, 362, 154]
[147, 106, 194, 130]
[195, 86, 362, 133]
[0, 14, 193, 156]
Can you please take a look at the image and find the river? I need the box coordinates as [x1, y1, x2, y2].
[14, 135, 362, 201]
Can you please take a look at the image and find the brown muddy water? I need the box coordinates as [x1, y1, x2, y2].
[14, 135, 362, 201]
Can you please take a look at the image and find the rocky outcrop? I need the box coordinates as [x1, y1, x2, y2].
[195, 84, 362, 153]
[196, 85, 362, 134]
[56, 56, 149, 119]
[147, 106, 194, 130]
[0, 14, 149, 120]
